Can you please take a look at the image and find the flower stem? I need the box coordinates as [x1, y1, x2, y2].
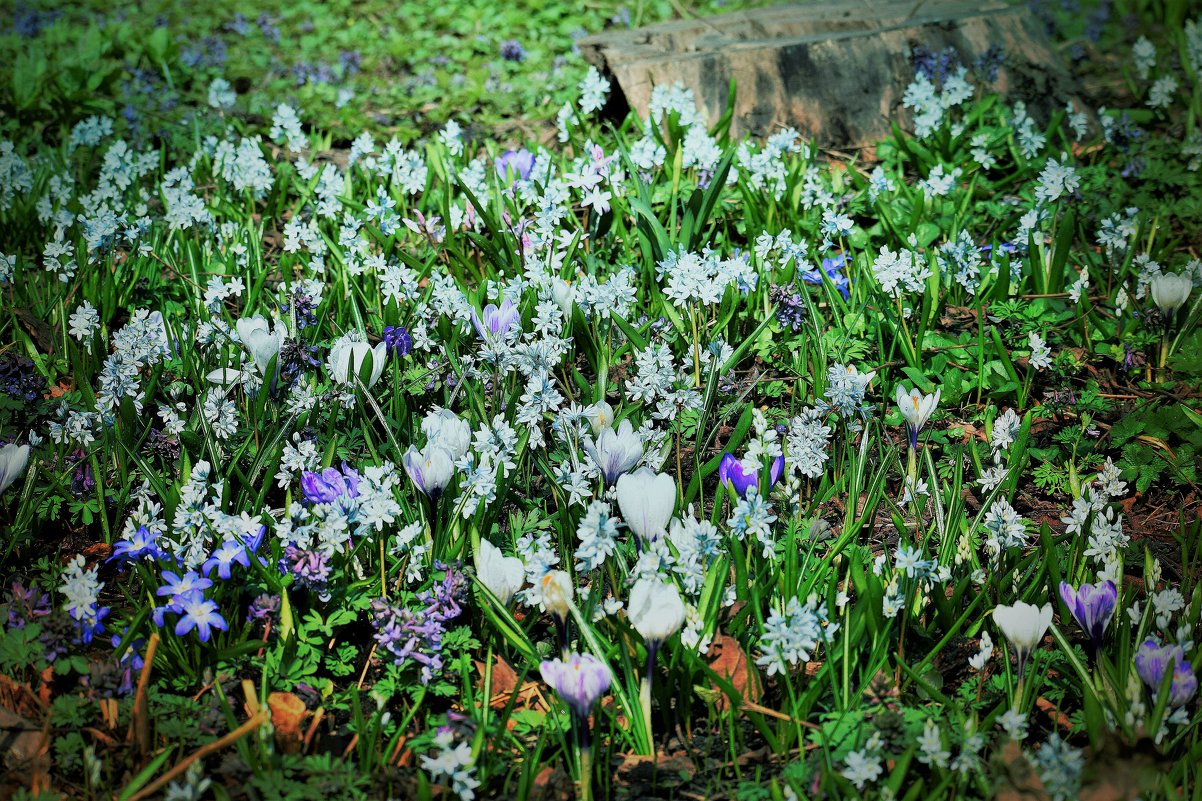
[641, 641, 659, 755]
[906, 444, 917, 490]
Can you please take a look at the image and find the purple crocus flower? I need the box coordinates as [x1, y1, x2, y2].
[1135, 639, 1198, 706]
[173, 591, 228, 643]
[300, 463, 361, 504]
[471, 298, 521, 340]
[540, 652, 613, 720]
[495, 148, 535, 182]
[718, 452, 785, 498]
[1058, 580, 1117, 656]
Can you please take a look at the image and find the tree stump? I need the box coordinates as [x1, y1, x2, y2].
[578, 0, 1082, 148]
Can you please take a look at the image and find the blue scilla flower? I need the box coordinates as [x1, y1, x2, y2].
[155, 570, 213, 600]
[109, 525, 166, 564]
[202, 538, 251, 580]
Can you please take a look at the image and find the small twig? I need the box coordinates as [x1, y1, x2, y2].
[128, 632, 159, 758]
[126, 709, 269, 801]
[302, 707, 325, 753]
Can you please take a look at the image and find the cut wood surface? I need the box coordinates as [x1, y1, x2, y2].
[579, 0, 1080, 148]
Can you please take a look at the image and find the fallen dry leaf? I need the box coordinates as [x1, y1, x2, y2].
[707, 633, 762, 711]
[475, 655, 520, 708]
[268, 692, 307, 753]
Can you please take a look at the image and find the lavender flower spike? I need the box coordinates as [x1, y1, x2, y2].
[1058, 580, 1117, 657]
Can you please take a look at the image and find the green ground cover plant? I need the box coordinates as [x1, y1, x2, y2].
[1, 0, 1201, 799]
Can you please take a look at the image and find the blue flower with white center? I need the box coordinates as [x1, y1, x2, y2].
[109, 525, 165, 564]
[155, 570, 213, 601]
[172, 591, 228, 643]
[202, 538, 251, 580]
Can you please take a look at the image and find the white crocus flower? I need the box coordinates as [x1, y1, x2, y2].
[236, 315, 286, 376]
[1150, 272, 1192, 315]
[895, 384, 941, 447]
[421, 407, 472, 460]
[0, 443, 31, 494]
[551, 277, 575, 317]
[327, 334, 387, 388]
[539, 570, 574, 623]
[615, 468, 676, 545]
[993, 601, 1053, 675]
[402, 444, 456, 499]
[628, 576, 686, 750]
[476, 540, 525, 607]
[583, 418, 643, 486]
[627, 578, 685, 646]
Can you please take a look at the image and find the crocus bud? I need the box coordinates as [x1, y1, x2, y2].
[1058, 580, 1116, 656]
[327, 334, 387, 388]
[993, 601, 1052, 674]
[540, 570, 574, 621]
[627, 578, 685, 646]
[237, 315, 287, 377]
[476, 540, 525, 607]
[0, 442, 31, 495]
[583, 400, 614, 435]
[402, 445, 456, 499]
[551, 277, 575, 317]
[583, 418, 643, 486]
[615, 468, 676, 545]
[718, 452, 785, 498]
[1150, 272, 1192, 315]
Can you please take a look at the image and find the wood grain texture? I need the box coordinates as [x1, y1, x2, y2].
[579, 0, 1079, 148]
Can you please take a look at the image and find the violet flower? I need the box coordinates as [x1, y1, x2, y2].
[301, 463, 361, 504]
[471, 298, 521, 340]
[382, 325, 413, 356]
[247, 593, 281, 623]
[1136, 639, 1198, 706]
[4, 581, 51, 629]
[370, 563, 466, 684]
[495, 148, 535, 182]
[718, 452, 785, 498]
[280, 546, 333, 596]
[1058, 580, 1117, 657]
